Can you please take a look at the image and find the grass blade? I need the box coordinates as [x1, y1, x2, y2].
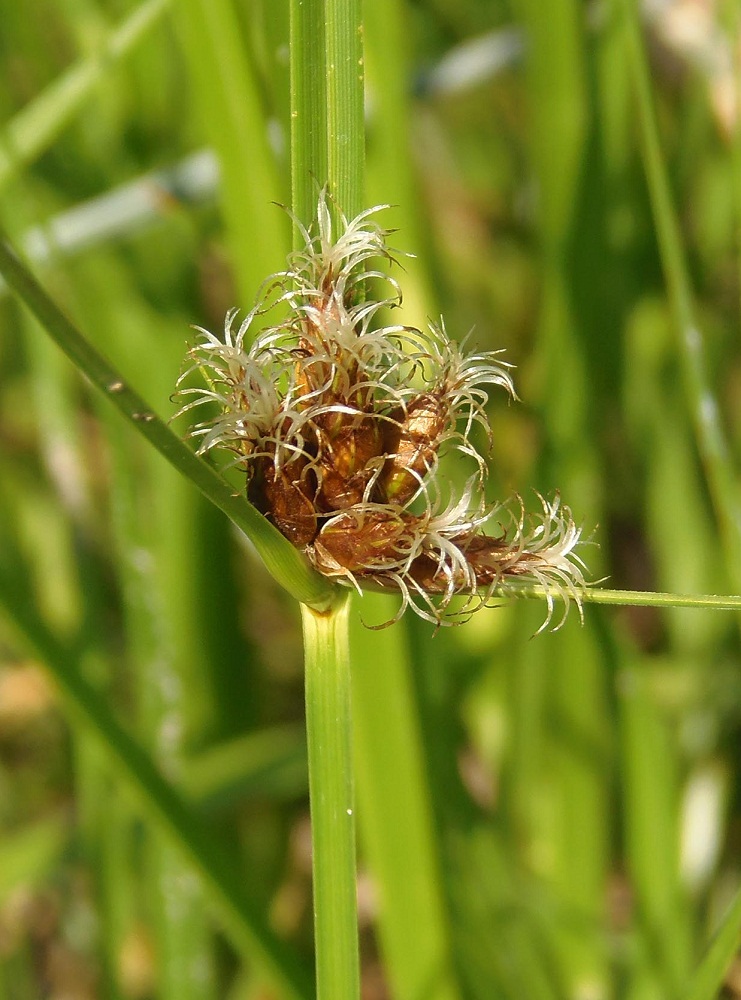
[105, 414, 216, 1000]
[175, 0, 288, 301]
[0, 231, 333, 611]
[0, 0, 169, 191]
[684, 885, 741, 1000]
[619, 0, 741, 589]
[301, 595, 360, 1000]
[618, 659, 692, 994]
[351, 593, 461, 1000]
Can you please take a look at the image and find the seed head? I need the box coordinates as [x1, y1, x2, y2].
[177, 193, 589, 628]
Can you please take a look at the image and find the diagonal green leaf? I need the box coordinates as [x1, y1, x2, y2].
[0, 231, 333, 612]
[684, 885, 741, 1000]
[0, 0, 170, 191]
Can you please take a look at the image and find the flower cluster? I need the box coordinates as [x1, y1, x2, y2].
[177, 195, 588, 627]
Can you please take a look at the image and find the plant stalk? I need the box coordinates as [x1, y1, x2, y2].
[502, 582, 741, 612]
[290, 0, 365, 995]
[301, 593, 359, 1000]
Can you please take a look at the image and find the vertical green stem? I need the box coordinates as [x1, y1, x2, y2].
[290, 0, 364, 224]
[301, 593, 359, 1000]
[325, 0, 364, 216]
[290, 1, 365, 996]
[290, 0, 328, 236]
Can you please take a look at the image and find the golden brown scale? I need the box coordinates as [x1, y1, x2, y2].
[294, 348, 360, 440]
[294, 341, 330, 401]
[375, 534, 512, 595]
[291, 301, 384, 509]
[404, 553, 455, 593]
[455, 533, 517, 586]
[249, 455, 318, 546]
[379, 395, 448, 504]
[316, 418, 384, 511]
[312, 509, 419, 574]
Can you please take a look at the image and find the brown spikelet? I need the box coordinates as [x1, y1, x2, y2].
[379, 396, 447, 504]
[316, 418, 384, 511]
[249, 456, 318, 546]
[177, 192, 589, 628]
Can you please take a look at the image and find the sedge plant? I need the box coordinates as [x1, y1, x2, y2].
[3, 1, 741, 999]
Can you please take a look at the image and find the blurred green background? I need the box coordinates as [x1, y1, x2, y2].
[1, 0, 741, 998]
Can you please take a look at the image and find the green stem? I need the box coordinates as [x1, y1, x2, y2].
[290, 2, 365, 997]
[502, 582, 741, 612]
[325, 0, 364, 216]
[301, 594, 359, 1000]
[289, 0, 364, 225]
[0, 232, 333, 611]
[290, 0, 328, 236]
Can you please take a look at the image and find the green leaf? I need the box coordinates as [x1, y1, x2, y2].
[0, 232, 334, 612]
[0, 0, 170, 191]
[684, 886, 741, 1000]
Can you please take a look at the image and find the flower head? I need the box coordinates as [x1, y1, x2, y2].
[177, 193, 589, 627]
